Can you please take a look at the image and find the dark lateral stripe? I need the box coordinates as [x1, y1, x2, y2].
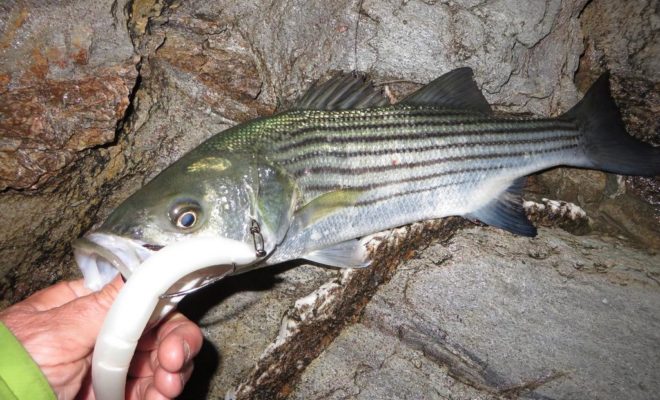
[276, 119, 578, 153]
[301, 143, 575, 194]
[306, 166, 485, 194]
[299, 107, 562, 126]
[354, 179, 471, 207]
[292, 144, 577, 178]
[278, 133, 580, 166]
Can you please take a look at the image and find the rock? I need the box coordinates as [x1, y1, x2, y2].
[144, 12, 273, 123]
[177, 263, 337, 399]
[289, 227, 660, 399]
[230, 219, 467, 400]
[0, 0, 137, 190]
[524, 198, 590, 235]
[534, 0, 660, 248]
[0, 0, 138, 301]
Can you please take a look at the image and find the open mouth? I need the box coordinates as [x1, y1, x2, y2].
[72, 233, 158, 291]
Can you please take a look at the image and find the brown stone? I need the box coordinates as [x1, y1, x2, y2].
[0, 65, 136, 189]
[152, 28, 273, 122]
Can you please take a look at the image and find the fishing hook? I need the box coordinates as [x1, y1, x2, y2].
[158, 263, 237, 299]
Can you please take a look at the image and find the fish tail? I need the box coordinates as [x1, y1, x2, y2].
[564, 73, 660, 176]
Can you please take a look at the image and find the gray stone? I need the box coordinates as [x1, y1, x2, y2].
[290, 227, 660, 399]
[177, 264, 337, 399]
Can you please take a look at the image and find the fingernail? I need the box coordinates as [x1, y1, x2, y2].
[150, 349, 159, 369]
[180, 372, 186, 391]
[183, 340, 190, 363]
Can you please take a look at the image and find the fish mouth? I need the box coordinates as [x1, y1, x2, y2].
[73, 233, 157, 291]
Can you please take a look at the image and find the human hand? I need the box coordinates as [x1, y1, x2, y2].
[0, 276, 203, 400]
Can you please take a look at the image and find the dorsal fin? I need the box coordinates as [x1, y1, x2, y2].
[400, 67, 492, 113]
[293, 72, 390, 111]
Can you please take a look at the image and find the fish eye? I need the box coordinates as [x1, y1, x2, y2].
[176, 211, 197, 229]
[169, 200, 203, 231]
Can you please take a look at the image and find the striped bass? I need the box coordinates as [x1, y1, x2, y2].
[73, 68, 659, 292]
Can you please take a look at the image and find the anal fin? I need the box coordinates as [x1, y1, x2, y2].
[466, 177, 537, 237]
[302, 237, 372, 268]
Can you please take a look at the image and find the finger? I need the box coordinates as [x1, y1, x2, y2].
[28, 275, 123, 312]
[135, 311, 197, 353]
[181, 361, 194, 384]
[125, 378, 168, 400]
[153, 361, 194, 399]
[156, 315, 203, 373]
[23, 279, 90, 311]
[145, 384, 170, 400]
[135, 312, 190, 353]
[43, 276, 123, 353]
[135, 326, 160, 352]
[85, 275, 124, 311]
[128, 349, 157, 378]
[133, 313, 202, 375]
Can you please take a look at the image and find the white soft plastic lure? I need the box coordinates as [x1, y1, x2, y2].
[89, 237, 256, 400]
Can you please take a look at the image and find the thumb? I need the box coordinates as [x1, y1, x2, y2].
[51, 275, 124, 351]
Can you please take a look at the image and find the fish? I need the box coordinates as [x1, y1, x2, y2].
[73, 67, 660, 292]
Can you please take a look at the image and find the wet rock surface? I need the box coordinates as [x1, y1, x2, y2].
[0, 0, 139, 304]
[536, 0, 660, 247]
[0, 0, 658, 398]
[177, 263, 337, 399]
[290, 227, 660, 400]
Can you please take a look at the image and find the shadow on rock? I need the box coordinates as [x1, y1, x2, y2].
[178, 339, 220, 400]
[178, 261, 299, 323]
[176, 262, 301, 398]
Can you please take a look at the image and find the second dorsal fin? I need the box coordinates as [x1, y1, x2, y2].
[293, 72, 390, 111]
[401, 67, 492, 113]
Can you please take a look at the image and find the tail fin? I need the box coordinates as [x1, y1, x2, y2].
[563, 73, 660, 176]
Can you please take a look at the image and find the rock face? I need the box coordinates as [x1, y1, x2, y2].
[0, 0, 137, 190]
[0, 0, 139, 304]
[531, 0, 660, 249]
[0, 0, 658, 398]
[289, 227, 660, 400]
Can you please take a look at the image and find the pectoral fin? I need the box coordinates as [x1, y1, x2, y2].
[303, 237, 372, 268]
[294, 189, 363, 230]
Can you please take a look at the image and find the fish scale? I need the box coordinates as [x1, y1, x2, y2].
[74, 68, 659, 293]
[206, 105, 582, 264]
[211, 107, 582, 207]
